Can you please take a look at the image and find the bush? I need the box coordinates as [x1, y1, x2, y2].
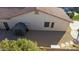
[67, 12, 74, 18]
[0, 38, 40, 51]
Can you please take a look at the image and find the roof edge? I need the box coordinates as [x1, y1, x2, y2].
[37, 9, 73, 23]
[9, 7, 73, 23]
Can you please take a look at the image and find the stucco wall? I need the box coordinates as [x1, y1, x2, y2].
[0, 11, 69, 31]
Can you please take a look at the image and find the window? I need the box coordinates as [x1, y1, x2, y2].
[44, 22, 50, 27]
[51, 22, 54, 28]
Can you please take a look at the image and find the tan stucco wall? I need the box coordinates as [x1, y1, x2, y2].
[0, 11, 69, 31]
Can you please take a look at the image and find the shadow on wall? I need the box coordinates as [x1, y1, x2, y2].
[0, 30, 22, 40]
[25, 30, 65, 47]
[0, 30, 65, 47]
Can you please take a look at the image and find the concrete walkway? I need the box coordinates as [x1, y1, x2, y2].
[70, 21, 79, 39]
[70, 21, 79, 30]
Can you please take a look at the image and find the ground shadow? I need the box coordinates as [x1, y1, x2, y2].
[0, 30, 65, 47]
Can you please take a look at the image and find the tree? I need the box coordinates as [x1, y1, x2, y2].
[0, 38, 41, 51]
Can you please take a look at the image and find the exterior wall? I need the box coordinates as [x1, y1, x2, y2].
[0, 11, 69, 31]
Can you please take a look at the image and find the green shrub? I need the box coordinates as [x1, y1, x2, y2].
[0, 38, 40, 51]
[67, 12, 74, 18]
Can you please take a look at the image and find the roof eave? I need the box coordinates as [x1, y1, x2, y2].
[37, 9, 73, 23]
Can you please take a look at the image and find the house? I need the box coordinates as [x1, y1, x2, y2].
[0, 7, 72, 31]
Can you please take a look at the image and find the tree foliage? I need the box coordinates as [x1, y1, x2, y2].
[67, 12, 74, 18]
[0, 38, 40, 51]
